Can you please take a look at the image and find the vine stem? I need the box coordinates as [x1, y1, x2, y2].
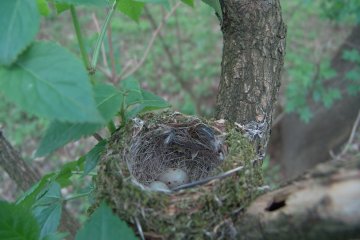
[70, 6, 91, 70]
[91, 0, 118, 74]
[70, 4, 117, 134]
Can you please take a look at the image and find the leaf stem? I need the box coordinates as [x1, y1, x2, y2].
[64, 191, 92, 202]
[70, 6, 90, 70]
[90, 0, 118, 74]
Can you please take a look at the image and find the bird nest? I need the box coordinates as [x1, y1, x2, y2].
[125, 112, 226, 190]
[92, 111, 264, 239]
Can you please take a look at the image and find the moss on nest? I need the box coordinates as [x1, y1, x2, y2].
[91, 111, 264, 239]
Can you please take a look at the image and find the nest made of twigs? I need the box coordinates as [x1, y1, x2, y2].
[92, 111, 265, 239]
[125, 112, 226, 189]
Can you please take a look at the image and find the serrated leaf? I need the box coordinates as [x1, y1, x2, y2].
[75, 202, 137, 240]
[0, 201, 40, 240]
[55, 0, 108, 6]
[36, 83, 122, 156]
[0, 42, 103, 123]
[33, 182, 62, 239]
[117, 0, 145, 22]
[84, 140, 107, 176]
[0, 0, 40, 65]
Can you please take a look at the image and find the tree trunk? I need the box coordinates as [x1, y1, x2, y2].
[0, 131, 80, 239]
[215, 0, 286, 156]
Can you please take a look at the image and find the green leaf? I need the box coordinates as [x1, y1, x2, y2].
[126, 90, 170, 119]
[181, 0, 194, 7]
[117, 0, 145, 22]
[121, 78, 143, 106]
[17, 158, 84, 208]
[33, 182, 62, 239]
[0, 42, 103, 123]
[55, 0, 109, 6]
[0, 0, 40, 65]
[53, 2, 71, 14]
[75, 202, 137, 240]
[201, 0, 222, 20]
[0, 201, 40, 240]
[37, 0, 51, 16]
[16, 173, 57, 209]
[84, 140, 107, 176]
[36, 83, 122, 156]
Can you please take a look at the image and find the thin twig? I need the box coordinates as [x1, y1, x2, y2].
[143, 6, 201, 113]
[119, 2, 181, 81]
[330, 110, 360, 160]
[134, 217, 145, 240]
[92, 13, 109, 69]
[93, 133, 103, 142]
[171, 166, 244, 192]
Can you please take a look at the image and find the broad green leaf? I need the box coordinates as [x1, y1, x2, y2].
[201, 0, 222, 20]
[84, 140, 107, 176]
[75, 202, 137, 240]
[181, 0, 194, 7]
[33, 182, 62, 239]
[55, 0, 108, 6]
[37, 0, 51, 16]
[126, 90, 170, 119]
[118, 0, 145, 22]
[0, 201, 40, 240]
[0, 0, 40, 65]
[0, 42, 103, 123]
[36, 83, 122, 156]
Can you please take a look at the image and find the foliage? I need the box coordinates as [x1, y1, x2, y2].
[0, 201, 40, 240]
[75, 202, 137, 240]
[320, 0, 360, 23]
[343, 49, 360, 95]
[0, 0, 223, 238]
[283, 0, 358, 122]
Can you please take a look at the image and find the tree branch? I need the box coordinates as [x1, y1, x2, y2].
[0, 131, 80, 238]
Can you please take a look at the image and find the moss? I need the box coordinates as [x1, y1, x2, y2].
[91, 111, 264, 239]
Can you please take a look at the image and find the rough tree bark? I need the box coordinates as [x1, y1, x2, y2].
[213, 1, 360, 239]
[0, 131, 79, 239]
[215, 0, 286, 156]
